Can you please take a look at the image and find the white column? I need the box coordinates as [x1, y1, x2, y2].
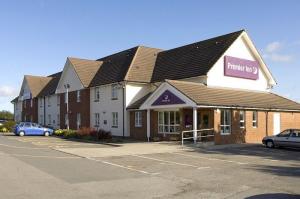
[147, 109, 150, 142]
[193, 107, 197, 144]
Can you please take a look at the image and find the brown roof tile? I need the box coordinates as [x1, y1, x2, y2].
[37, 72, 62, 97]
[24, 75, 52, 98]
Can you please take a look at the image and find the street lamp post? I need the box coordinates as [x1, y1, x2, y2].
[64, 84, 70, 130]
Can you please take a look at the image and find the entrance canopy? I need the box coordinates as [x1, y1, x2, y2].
[128, 80, 300, 112]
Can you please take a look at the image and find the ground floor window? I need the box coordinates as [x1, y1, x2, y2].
[135, 111, 142, 127]
[48, 114, 51, 125]
[252, 111, 258, 128]
[220, 109, 231, 135]
[239, 110, 245, 128]
[95, 113, 100, 127]
[77, 113, 81, 129]
[112, 112, 118, 128]
[65, 114, 68, 126]
[158, 111, 180, 134]
[57, 114, 60, 126]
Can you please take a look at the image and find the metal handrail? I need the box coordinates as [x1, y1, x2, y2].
[181, 128, 214, 146]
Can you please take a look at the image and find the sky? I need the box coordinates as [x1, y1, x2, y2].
[0, 0, 300, 112]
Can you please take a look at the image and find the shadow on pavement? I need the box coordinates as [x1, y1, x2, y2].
[245, 193, 300, 199]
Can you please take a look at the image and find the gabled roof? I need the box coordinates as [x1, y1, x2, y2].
[37, 72, 62, 97]
[68, 57, 102, 87]
[166, 80, 300, 111]
[11, 96, 18, 103]
[151, 30, 244, 82]
[89, 46, 162, 87]
[23, 75, 52, 98]
[127, 92, 153, 110]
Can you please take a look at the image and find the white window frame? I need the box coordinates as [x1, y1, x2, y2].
[48, 114, 51, 125]
[57, 95, 60, 106]
[95, 113, 100, 127]
[57, 114, 60, 126]
[111, 84, 118, 100]
[135, 111, 142, 127]
[112, 112, 118, 128]
[77, 90, 81, 102]
[158, 111, 180, 134]
[252, 111, 258, 128]
[94, 87, 100, 102]
[77, 113, 81, 129]
[220, 109, 231, 135]
[239, 110, 245, 129]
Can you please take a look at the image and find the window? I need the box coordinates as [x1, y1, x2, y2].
[64, 93, 68, 104]
[48, 114, 51, 125]
[48, 96, 51, 107]
[77, 90, 81, 102]
[239, 111, 245, 128]
[220, 110, 231, 135]
[77, 113, 81, 129]
[94, 87, 100, 102]
[57, 95, 60, 106]
[112, 112, 118, 127]
[252, 111, 258, 128]
[30, 99, 33, 107]
[40, 99, 43, 108]
[135, 112, 142, 127]
[40, 115, 43, 124]
[111, 84, 118, 100]
[277, 129, 291, 137]
[291, 130, 300, 137]
[158, 111, 180, 134]
[57, 114, 60, 126]
[65, 114, 68, 126]
[95, 113, 100, 127]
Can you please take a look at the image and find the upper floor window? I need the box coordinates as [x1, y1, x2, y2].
[252, 111, 258, 128]
[220, 109, 231, 135]
[239, 111, 245, 128]
[135, 111, 142, 127]
[48, 96, 51, 107]
[94, 87, 100, 102]
[77, 90, 81, 102]
[57, 95, 60, 106]
[64, 93, 68, 104]
[40, 99, 43, 108]
[111, 84, 118, 100]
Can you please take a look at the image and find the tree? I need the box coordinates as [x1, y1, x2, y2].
[0, 110, 13, 120]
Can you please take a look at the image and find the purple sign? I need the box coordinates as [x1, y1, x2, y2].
[224, 56, 259, 80]
[152, 90, 185, 106]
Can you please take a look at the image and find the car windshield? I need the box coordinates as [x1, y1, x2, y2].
[24, 123, 31, 127]
[277, 130, 291, 137]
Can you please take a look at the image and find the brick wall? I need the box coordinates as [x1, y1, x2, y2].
[60, 89, 90, 130]
[22, 98, 38, 123]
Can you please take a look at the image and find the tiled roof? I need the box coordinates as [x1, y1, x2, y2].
[37, 72, 62, 97]
[127, 92, 153, 110]
[68, 57, 102, 87]
[167, 80, 300, 111]
[24, 75, 52, 98]
[151, 30, 244, 82]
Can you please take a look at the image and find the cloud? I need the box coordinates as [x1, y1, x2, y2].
[266, 41, 282, 53]
[264, 41, 293, 62]
[0, 86, 17, 98]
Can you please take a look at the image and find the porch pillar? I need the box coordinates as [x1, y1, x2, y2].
[147, 109, 150, 142]
[193, 107, 197, 144]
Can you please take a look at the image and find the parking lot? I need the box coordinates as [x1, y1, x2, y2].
[0, 134, 299, 199]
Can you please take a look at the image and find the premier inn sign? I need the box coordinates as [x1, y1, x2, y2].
[224, 56, 259, 80]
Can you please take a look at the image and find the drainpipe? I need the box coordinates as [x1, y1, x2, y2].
[265, 111, 269, 136]
[44, 97, 46, 125]
[122, 83, 125, 138]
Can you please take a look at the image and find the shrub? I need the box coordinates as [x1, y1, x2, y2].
[63, 129, 77, 138]
[2, 121, 16, 132]
[77, 127, 97, 138]
[0, 127, 8, 133]
[54, 129, 64, 136]
[97, 129, 112, 140]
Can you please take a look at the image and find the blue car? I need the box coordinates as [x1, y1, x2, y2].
[14, 122, 54, 136]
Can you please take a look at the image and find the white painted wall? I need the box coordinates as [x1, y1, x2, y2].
[90, 84, 124, 136]
[38, 94, 60, 129]
[56, 60, 84, 94]
[207, 36, 270, 92]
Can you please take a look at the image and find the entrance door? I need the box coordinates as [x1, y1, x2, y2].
[273, 113, 281, 135]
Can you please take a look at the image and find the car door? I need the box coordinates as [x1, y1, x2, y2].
[31, 123, 43, 135]
[274, 129, 291, 147]
[289, 130, 300, 148]
[24, 122, 33, 135]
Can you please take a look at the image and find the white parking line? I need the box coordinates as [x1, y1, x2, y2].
[86, 157, 159, 175]
[131, 154, 211, 170]
[172, 152, 248, 165]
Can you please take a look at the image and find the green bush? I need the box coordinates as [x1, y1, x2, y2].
[0, 127, 8, 133]
[62, 129, 77, 138]
[2, 121, 16, 132]
[54, 129, 64, 136]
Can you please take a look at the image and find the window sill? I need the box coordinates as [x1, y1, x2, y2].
[94, 100, 100, 102]
[135, 125, 142, 128]
[111, 98, 118, 100]
[111, 126, 118, 128]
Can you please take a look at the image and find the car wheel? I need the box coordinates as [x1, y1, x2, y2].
[19, 131, 25, 136]
[44, 131, 50, 137]
[266, 140, 274, 148]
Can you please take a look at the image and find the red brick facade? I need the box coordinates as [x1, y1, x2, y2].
[22, 98, 38, 123]
[60, 89, 90, 130]
[129, 108, 300, 144]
